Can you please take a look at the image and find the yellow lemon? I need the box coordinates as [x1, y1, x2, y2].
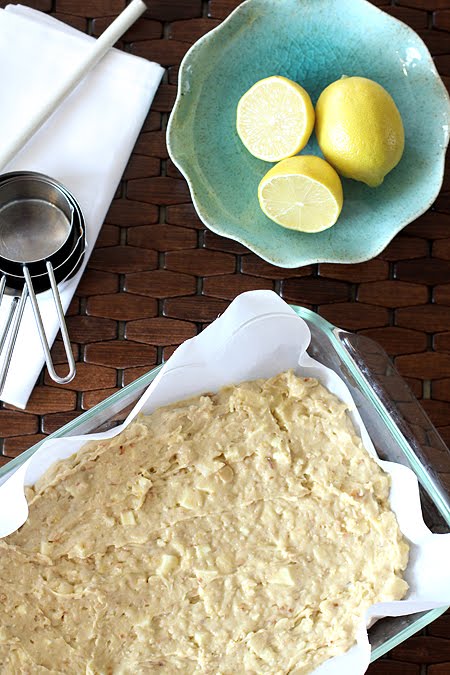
[258, 155, 343, 232]
[315, 76, 404, 187]
[236, 76, 315, 162]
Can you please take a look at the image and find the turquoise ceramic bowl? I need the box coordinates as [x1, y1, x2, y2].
[167, 0, 450, 268]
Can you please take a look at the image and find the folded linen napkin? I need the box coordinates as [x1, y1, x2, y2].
[0, 4, 164, 409]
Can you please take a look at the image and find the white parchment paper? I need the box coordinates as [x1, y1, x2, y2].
[0, 290, 449, 674]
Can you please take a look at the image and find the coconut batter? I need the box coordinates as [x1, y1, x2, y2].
[0, 371, 409, 674]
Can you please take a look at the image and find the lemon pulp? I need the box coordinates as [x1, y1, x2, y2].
[258, 155, 343, 232]
[236, 76, 315, 162]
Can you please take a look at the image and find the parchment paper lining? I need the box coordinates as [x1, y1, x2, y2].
[1, 290, 449, 674]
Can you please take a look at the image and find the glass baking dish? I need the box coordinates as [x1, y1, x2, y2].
[0, 304, 449, 663]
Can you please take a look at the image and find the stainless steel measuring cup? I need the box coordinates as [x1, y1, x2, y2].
[0, 172, 87, 396]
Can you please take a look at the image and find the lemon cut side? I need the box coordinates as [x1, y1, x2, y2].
[236, 76, 315, 162]
[258, 156, 343, 233]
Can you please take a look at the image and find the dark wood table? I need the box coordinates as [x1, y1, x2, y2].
[0, 0, 449, 672]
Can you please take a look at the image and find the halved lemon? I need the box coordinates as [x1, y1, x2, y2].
[258, 155, 343, 232]
[236, 76, 315, 162]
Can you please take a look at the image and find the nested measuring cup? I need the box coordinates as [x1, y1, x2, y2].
[0, 172, 87, 395]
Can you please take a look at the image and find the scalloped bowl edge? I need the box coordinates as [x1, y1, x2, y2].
[167, 0, 450, 268]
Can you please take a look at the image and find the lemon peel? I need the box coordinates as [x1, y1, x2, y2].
[315, 76, 404, 187]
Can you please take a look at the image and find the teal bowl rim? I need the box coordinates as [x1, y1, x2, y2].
[167, 0, 450, 268]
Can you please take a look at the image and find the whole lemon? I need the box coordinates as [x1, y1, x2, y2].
[315, 76, 404, 187]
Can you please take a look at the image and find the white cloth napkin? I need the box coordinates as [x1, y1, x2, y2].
[0, 4, 164, 408]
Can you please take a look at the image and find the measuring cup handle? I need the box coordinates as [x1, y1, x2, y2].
[23, 265, 76, 385]
[0, 283, 29, 396]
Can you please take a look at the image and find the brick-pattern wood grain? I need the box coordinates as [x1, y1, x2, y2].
[1, 0, 449, 671]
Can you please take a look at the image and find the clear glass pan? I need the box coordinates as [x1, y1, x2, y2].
[1, 305, 449, 661]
